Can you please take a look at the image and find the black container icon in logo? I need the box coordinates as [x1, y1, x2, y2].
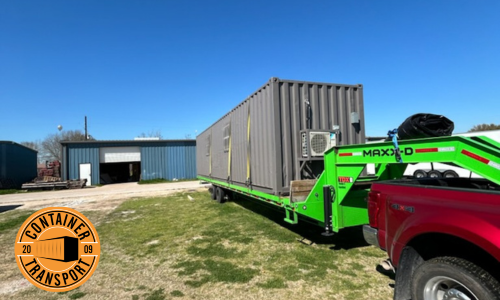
[36, 236, 79, 262]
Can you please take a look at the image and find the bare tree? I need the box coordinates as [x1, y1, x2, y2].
[20, 141, 41, 152]
[41, 130, 93, 161]
[468, 123, 500, 132]
[185, 134, 192, 139]
[137, 130, 163, 139]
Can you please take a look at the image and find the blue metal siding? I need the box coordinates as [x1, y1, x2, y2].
[141, 141, 196, 180]
[184, 143, 197, 179]
[0, 142, 37, 188]
[66, 145, 100, 184]
[141, 145, 168, 180]
[166, 142, 187, 180]
[65, 140, 196, 184]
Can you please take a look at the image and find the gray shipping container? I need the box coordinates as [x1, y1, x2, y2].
[196, 77, 365, 195]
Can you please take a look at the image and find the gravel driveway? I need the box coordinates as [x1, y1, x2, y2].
[0, 181, 210, 211]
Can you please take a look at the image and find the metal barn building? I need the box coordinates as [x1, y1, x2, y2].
[0, 141, 37, 189]
[61, 140, 196, 186]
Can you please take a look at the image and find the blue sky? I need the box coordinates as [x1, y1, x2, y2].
[1, 0, 499, 142]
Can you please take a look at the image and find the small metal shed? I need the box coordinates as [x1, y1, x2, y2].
[0, 141, 37, 189]
[61, 140, 196, 185]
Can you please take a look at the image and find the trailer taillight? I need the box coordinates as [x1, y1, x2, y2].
[367, 191, 381, 228]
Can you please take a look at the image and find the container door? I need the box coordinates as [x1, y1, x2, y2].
[79, 163, 91, 186]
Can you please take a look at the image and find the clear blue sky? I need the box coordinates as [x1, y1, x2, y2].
[1, 1, 499, 142]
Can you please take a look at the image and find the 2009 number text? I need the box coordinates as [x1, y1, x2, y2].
[84, 245, 93, 253]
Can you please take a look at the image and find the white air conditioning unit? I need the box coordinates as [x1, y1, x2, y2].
[301, 130, 336, 157]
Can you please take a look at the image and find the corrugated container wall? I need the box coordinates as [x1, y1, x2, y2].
[196, 78, 365, 195]
[0, 141, 37, 188]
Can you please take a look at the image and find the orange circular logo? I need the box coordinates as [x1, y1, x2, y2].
[14, 207, 100, 292]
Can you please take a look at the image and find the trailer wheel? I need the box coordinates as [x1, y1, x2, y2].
[413, 170, 427, 178]
[210, 185, 217, 200]
[215, 187, 226, 204]
[411, 257, 500, 300]
[443, 170, 459, 178]
[427, 170, 442, 178]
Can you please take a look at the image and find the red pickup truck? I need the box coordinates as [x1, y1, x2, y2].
[363, 177, 500, 300]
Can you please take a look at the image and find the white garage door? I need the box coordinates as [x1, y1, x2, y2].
[100, 147, 141, 163]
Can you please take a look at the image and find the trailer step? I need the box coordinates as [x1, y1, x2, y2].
[284, 209, 298, 224]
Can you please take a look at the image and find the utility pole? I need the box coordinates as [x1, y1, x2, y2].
[85, 116, 88, 140]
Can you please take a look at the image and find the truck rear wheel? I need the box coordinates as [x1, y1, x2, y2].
[215, 187, 226, 204]
[411, 257, 500, 300]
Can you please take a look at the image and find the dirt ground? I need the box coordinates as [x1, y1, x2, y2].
[0, 181, 210, 212]
[0, 181, 211, 297]
[0, 182, 395, 299]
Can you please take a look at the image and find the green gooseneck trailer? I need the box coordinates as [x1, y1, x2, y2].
[196, 78, 500, 233]
[199, 135, 500, 234]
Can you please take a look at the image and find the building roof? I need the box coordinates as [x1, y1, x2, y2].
[0, 141, 38, 153]
[60, 139, 196, 145]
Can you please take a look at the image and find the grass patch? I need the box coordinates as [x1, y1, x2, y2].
[68, 292, 87, 299]
[173, 259, 258, 287]
[0, 191, 393, 300]
[0, 189, 20, 195]
[170, 290, 184, 297]
[257, 277, 287, 289]
[144, 288, 166, 300]
[138, 178, 196, 184]
[0, 211, 34, 233]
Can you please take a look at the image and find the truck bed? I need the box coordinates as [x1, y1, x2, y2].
[378, 177, 500, 192]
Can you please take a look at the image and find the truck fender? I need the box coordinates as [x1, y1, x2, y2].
[390, 211, 500, 267]
[394, 246, 423, 300]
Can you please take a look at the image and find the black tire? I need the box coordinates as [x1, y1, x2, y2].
[427, 170, 442, 178]
[443, 170, 459, 178]
[210, 185, 217, 200]
[411, 257, 500, 300]
[215, 187, 226, 204]
[413, 170, 427, 178]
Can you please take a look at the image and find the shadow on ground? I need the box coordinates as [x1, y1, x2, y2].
[231, 195, 369, 250]
[0, 205, 23, 213]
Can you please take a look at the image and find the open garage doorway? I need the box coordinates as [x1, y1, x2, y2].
[99, 146, 142, 184]
[100, 162, 141, 184]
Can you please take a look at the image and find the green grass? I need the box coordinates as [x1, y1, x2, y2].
[0, 189, 20, 195]
[0, 191, 393, 300]
[144, 288, 166, 300]
[0, 211, 35, 233]
[138, 178, 196, 184]
[170, 290, 184, 297]
[68, 292, 87, 299]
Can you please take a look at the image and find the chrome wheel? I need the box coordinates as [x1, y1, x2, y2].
[424, 276, 477, 300]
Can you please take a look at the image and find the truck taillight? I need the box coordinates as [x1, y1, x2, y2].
[367, 191, 380, 228]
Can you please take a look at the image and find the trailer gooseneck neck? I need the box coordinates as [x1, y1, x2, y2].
[199, 135, 500, 233]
